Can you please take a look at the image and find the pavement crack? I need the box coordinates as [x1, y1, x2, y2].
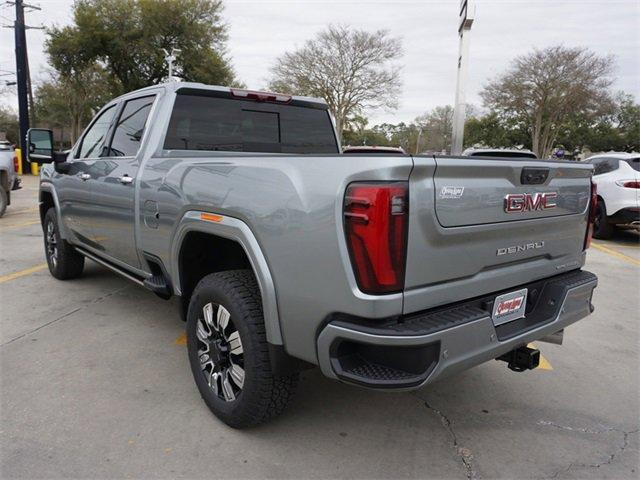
[1, 286, 127, 347]
[425, 401, 478, 479]
[542, 421, 638, 478]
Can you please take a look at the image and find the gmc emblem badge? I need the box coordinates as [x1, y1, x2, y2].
[504, 192, 557, 213]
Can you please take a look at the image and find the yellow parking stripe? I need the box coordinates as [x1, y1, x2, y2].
[2, 206, 39, 217]
[528, 343, 553, 370]
[591, 242, 640, 266]
[0, 263, 48, 284]
[175, 332, 187, 345]
[0, 220, 40, 230]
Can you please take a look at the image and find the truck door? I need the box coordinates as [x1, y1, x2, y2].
[88, 95, 156, 270]
[57, 105, 117, 246]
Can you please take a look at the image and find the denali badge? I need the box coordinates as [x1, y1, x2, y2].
[504, 192, 557, 213]
[497, 241, 544, 256]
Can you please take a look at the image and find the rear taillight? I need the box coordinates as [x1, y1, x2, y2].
[344, 182, 408, 294]
[615, 180, 640, 189]
[584, 180, 597, 250]
[13, 155, 19, 172]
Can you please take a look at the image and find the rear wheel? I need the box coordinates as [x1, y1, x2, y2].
[43, 208, 85, 279]
[0, 187, 7, 218]
[593, 201, 614, 240]
[186, 270, 298, 428]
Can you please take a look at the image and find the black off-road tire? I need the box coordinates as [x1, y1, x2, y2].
[43, 208, 85, 279]
[593, 200, 614, 240]
[187, 270, 298, 428]
[0, 187, 7, 218]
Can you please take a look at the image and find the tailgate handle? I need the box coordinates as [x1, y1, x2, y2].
[521, 168, 549, 185]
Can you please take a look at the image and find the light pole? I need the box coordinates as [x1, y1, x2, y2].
[451, 0, 475, 155]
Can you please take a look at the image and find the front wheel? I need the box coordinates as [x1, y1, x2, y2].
[43, 208, 85, 279]
[186, 270, 298, 428]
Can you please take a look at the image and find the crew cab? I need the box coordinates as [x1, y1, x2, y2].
[28, 82, 598, 428]
[586, 152, 640, 239]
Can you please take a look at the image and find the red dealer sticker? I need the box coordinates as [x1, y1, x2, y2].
[491, 288, 528, 326]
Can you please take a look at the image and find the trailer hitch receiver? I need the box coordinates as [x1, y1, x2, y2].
[497, 346, 540, 372]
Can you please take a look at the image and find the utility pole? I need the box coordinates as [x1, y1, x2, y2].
[8, 0, 41, 172]
[451, 0, 475, 155]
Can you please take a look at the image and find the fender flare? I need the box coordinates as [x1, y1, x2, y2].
[170, 211, 284, 345]
[39, 182, 68, 239]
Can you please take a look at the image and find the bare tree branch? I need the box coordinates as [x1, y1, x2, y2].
[268, 25, 402, 142]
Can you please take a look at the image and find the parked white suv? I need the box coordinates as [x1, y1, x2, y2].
[586, 152, 640, 239]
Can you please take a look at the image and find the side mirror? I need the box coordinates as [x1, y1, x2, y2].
[26, 128, 54, 164]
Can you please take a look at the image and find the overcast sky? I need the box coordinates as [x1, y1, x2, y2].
[1, 0, 638, 125]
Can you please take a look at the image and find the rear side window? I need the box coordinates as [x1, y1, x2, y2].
[108, 96, 155, 157]
[622, 157, 640, 172]
[590, 158, 619, 175]
[164, 94, 338, 154]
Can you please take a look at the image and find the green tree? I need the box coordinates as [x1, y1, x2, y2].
[0, 106, 19, 145]
[615, 93, 640, 151]
[34, 65, 114, 144]
[464, 112, 529, 149]
[46, 0, 237, 93]
[481, 46, 615, 158]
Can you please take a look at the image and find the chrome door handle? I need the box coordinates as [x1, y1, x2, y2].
[79, 173, 91, 181]
[118, 175, 134, 185]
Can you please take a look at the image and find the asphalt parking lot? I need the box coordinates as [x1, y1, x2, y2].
[1, 175, 638, 479]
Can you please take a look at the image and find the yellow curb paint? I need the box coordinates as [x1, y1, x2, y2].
[591, 242, 640, 267]
[0, 263, 48, 284]
[528, 343, 553, 371]
[175, 332, 187, 345]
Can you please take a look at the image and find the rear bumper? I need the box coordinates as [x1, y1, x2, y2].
[608, 207, 640, 226]
[316, 270, 597, 390]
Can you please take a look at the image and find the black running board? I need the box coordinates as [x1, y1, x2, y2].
[143, 275, 171, 300]
[75, 247, 171, 299]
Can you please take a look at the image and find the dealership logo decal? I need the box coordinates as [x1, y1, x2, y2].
[495, 295, 525, 317]
[440, 186, 464, 199]
[504, 192, 557, 213]
[497, 241, 545, 256]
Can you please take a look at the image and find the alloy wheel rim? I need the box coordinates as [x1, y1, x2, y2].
[196, 302, 245, 402]
[46, 221, 58, 268]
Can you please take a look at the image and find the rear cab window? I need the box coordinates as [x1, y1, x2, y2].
[589, 157, 619, 175]
[164, 90, 338, 154]
[622, 157, 640, 172]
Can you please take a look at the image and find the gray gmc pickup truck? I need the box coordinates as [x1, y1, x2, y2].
[28, 82, 598, 428]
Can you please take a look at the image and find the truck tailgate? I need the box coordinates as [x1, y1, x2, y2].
[403, 155, 593, 314]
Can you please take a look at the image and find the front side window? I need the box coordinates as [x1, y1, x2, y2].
[164, 93, 338, 154]
[78, 106, 116, 159]
[108, 96, 155, 157]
